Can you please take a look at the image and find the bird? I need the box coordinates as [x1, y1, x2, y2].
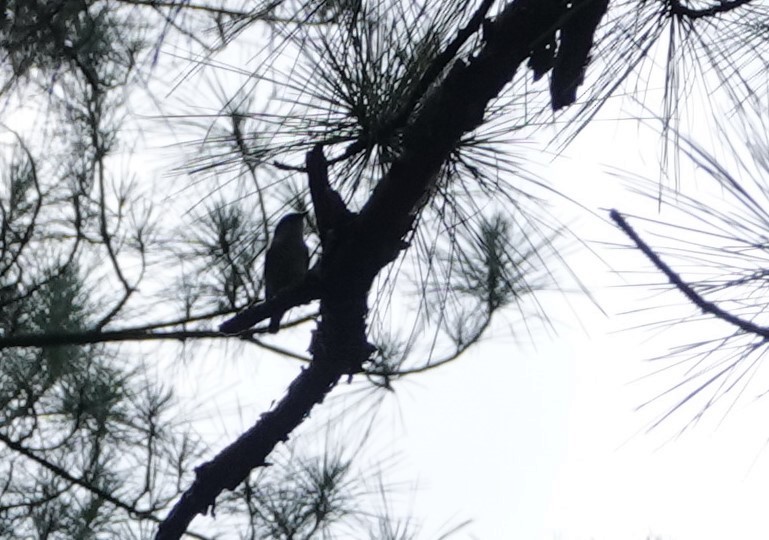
[264, 212, 309, 333]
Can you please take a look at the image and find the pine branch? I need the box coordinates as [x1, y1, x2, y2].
[669, 0, 753, 19]
[0, 432, 213, 540]
[158, 2, 576, 537]
[155, 361, 340, 540]
[0, 329, 223, 349]
[610, 209, 769, 339]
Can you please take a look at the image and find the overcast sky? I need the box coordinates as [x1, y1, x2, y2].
[67, 9, 769, 537]
[360, 111, 769, 540]
[166, 110, 769, 540]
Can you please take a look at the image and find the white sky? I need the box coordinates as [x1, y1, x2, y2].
[390, 317, 769, 540]
[169, 111, 769, 540]
[419, 115, 769, 539]
[334, 104, 769, 540]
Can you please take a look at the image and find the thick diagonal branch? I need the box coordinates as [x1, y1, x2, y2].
[157, 1, 568, 538]
[155, 361, 340, 540]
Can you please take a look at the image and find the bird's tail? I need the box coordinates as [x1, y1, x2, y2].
[268, 311, 283, 333]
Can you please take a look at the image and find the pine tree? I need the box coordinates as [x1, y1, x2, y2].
[0, 0, 765, 538]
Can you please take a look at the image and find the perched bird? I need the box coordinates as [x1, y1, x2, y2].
[264, 212, 309, 333]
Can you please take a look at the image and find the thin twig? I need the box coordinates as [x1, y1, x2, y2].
[610, 209, 769, 340]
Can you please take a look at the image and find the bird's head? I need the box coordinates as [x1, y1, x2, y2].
[273, 212, 306, 241]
